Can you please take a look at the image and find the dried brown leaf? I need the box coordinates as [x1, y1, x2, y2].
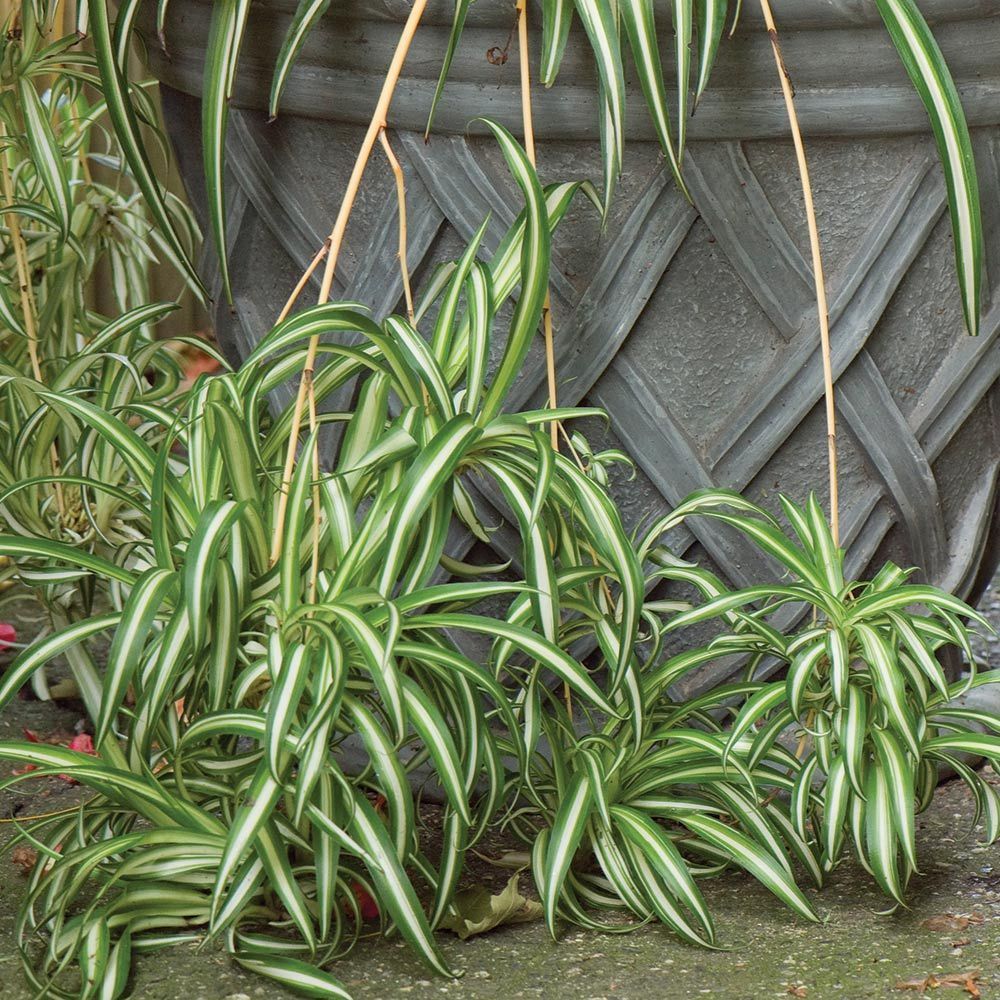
[919, 914, 977, 933]
[895, 971, 981, 997]
[439, 873, 543, 939]
[10, 845, 36, 875]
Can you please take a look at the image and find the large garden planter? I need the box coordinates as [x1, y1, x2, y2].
[142, 0, 1000, 689]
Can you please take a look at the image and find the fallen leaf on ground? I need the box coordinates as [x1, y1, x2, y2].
[920, 914, 983, 933]
[439, 873, 543, 939]
[786, 985, 808, 997]
[15, 729, 98, 782]
[347, 881, 379, 922]
[175, 338, 222, 391]
[46, 678, 80, 700]
[895, 971, 981, 997]
[67, 733, 95, 754]
[10, 845, 37, 875]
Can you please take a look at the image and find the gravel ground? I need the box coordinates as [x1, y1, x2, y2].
[1, 575, 999, 1000]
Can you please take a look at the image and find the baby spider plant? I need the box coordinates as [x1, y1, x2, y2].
[657, 488, 1000, 905]
[518, 643, 823, 947]
[497, 505, 823, 946]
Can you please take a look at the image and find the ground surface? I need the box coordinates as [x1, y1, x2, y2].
[2, 583, 1000, 999]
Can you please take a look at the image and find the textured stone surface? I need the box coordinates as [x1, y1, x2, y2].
[146, 1, 1000, 694]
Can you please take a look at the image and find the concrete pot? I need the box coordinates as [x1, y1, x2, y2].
[142, 0, 1000, 694]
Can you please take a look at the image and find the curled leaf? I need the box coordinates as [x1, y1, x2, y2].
[439, 873, 544, 939]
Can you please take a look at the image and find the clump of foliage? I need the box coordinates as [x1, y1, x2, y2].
[0, 1, 208, 694]
[0, 2, 203, 542]
[1, 3, 998, 998]
[0, 131, 772, 997]
[1, 124, 997, 1000]
[659, 489, 1000, 904]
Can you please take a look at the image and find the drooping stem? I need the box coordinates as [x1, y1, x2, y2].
[275, 239, 330, 326]
[307, 384, 322, 605]
[379, 129, 415, 324]
[516, 0, 559, 453]
[0, 119, 66, 519]
[757, 0, 839, 545]
[0, 124, 43, 383]
[276, 235, 330, 600]
[270, 0, 428, 566]
[379, 128, 428, 409]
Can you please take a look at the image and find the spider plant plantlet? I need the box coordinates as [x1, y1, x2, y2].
[656, 488, 1000, 904]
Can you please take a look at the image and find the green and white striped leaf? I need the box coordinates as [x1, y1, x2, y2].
[574, 0, 625, 179]
[183, 500, 245, 650]
[234, 955, 351, 999]
[854, 622, 920, 758]
[620, 0, 683, 188]
[425, 0, 472, 137]
[89, 1, 205, 296]
[265, 642, 312, 781]
[541, 772, 593, 935]
[410, 613, 617, 716]
[201, 0, 252, 303]
[872, 728, 918, 872]
[0, 611, 119, 715]
[97, 568, 177, 744]
[478, 121, 551, 420]
[840, 683, 869, 797]
[540, 0, 575, 84]
[864, 759, 904, 902]
[268, 0, 332, 119]
[400, 675, 472, 825]
[694, 0, 728, 102]
[349, 791, 454, 978]
[672, 0, 693, 158]
[612, 805, 714, 942]
[679, 814, 818, 923]
[875, 0, 982, 335]
[18, 78, 72, 238]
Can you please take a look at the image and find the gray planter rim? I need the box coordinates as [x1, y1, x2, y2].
[144, 0, 1000, 142]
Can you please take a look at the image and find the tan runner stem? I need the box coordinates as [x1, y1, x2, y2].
[758, 0, 839, 544]
[516, 0, 559, 453]
[270, 0, 428, 566]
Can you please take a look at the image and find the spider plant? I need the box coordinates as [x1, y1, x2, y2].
[0, 129, 651, 998]
[87, 0, 983, 333]
[1, 2, 201, 355]
[515, 558, 824, 946]
[654, 488, 1000, 904]
[0, 0, 208, 682]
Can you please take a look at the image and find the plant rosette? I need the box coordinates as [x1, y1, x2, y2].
[657, 489, 1000, 904]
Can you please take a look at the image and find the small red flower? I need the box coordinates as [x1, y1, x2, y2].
[348, 881, 380, 921]
[0, 622, 17, 652]
[68, 733, 96, 755]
